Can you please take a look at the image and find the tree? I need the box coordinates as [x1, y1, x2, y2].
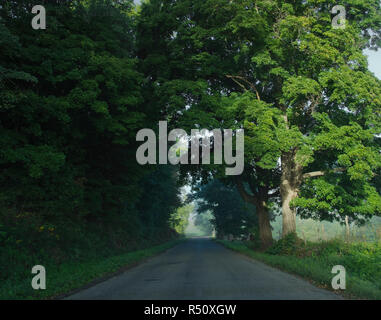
[137, 165, 182, 238]
[0, 1, 188, 251]
[237, 0, 381, 235]
[192, 179, 258, 239]
[170, 203, 192, 235]
[137, 0, 381, 238]
[137, 0, 281, 247]
[0, 0, 147, 218]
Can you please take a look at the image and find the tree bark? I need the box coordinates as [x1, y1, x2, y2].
[282, 159, 346, 238]
[257, 200, 273, 248]
[280, 185, 297, 236]
[280, 151, 302, 237]
[235, 178, 273, 247]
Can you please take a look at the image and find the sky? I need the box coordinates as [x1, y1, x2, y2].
[133, 0, 380, 80]
[365, 50, 381, 79]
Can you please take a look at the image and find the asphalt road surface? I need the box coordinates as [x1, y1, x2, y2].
[67, 238, 342, 300]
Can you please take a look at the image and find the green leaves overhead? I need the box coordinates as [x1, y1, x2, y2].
[1, 0, 380, 243]
[138, 0, 381, 227]
[0, 0, 146, 217]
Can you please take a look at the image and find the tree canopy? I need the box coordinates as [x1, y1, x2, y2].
[137, 0, 381, 241]
[0, 0, 380, 255]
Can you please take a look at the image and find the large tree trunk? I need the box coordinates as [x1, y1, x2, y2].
[280, 151, 302, 237]
[235, 178, 273, 248]
[257, 200, 273, 248]
[280, 185, 297, 236]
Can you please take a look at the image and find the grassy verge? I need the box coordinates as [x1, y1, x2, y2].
[0, 239, 182, 300]
[216, 237, 381, 300]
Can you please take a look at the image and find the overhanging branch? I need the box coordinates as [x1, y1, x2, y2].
[235, 178, 258, 206]
[226, 75, 261, 101]
[302, 168, 346, 180]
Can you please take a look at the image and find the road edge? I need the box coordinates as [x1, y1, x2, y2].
[214, 239, 349, 300]
[54, 239, 184, 300]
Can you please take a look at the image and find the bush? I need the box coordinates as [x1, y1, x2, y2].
[266, 232, 303, 255]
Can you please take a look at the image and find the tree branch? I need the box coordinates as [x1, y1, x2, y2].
[302, 168, 346, 180]
[235, 178, 258, 206]
[226, 75, 261, 101]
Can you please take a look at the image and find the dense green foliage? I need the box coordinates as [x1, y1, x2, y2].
[1, 0, 380, 299]
[137, 0, 381, 240]
[0, 0, 186, 299]
[170, 203, 192, 234]
[1, 0, 146, 220]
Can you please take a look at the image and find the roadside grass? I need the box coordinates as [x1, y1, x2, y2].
[0, 239, 181, 300]
[217, 236, 381, 300]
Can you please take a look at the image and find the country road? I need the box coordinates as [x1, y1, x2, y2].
[67, 238, 342, 300]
